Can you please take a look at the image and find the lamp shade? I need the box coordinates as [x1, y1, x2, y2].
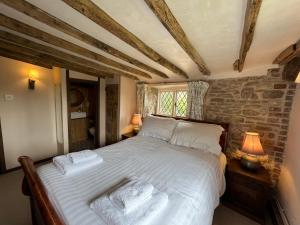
[131, 114, 142, 126]
[28, 69, 38, 80]
[241, 132, 264, 155]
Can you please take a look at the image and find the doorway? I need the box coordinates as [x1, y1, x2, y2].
[67, 74, 100, 152]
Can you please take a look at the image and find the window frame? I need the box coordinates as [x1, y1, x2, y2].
[156, 88, 188, 118]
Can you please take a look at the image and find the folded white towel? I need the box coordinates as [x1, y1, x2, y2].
[109, 179, 154, 214]
[91, 189, 168, 225]
[53, 155, 103, 175]
[68, 150, 98, 164]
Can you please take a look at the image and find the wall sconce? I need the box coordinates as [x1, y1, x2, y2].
[28, 69, 38, 90]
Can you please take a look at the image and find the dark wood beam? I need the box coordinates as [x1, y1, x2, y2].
[273, 39, 300, 65]
[234, 0, 262, 72]
[0, 0, 168, 79]
[62, 0, 188, 78]
[0, 14, 150, 79]
[0, 42, 108, 79]
[0, 49, 53, 69]
[145, 0, 210, 75]
[0, 31, 140, 80]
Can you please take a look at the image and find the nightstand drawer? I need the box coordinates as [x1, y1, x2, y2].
[228, 173, 267, 195]
[223, 159, 272, 224]
[227, 176, 267, 214]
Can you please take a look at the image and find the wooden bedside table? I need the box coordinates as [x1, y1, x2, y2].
[121, 131, 137, 140]
[222, 159, 272, 224]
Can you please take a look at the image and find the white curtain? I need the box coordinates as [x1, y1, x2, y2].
[136, 84, 158, 118]
[137, 84, 146, 117]
[186, 81, 209, 120]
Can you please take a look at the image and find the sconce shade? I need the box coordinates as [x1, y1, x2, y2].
[241, 132, 264, 155]
[28, 69, 38, 90]
[28, 69, 38, 80]
[131, 114, 142, 126]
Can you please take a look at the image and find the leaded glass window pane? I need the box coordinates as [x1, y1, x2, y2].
[158, 91, 173, 115]
[175, 91, 187, 117]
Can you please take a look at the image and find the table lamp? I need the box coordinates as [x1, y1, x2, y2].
[240, 132, 264, 171]
[131, 114, 142, 134]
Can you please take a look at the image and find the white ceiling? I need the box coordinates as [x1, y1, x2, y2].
[1, 0, 300, 82]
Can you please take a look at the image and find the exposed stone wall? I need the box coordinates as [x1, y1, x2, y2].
[204, 68, 296, 184]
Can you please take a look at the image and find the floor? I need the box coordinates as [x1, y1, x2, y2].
[0, 169, 265, 225]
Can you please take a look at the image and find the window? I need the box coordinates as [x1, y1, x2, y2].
[157, 89, 188, 117]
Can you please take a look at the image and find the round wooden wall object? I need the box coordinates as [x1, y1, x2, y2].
[70, 88, 84, 107]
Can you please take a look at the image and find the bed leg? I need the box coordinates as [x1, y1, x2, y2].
[22, 177, 30, 196]
[22, 177, 41, 225]
[30, 196, 39, 225]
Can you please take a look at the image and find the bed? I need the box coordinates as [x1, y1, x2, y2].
[19, 116, 229, 225]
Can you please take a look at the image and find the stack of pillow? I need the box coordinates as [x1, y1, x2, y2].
[138, 115, 224, 156]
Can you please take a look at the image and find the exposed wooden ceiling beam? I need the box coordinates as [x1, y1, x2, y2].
[0, 48, 53, 69]
[0, 41, 110, 79]
[0, 31, 115, 78]
[145, 0, 210, 75]
[234, 0, 262, 72]
[273, 39, 300, 65]
[0, 31, 141, 80]
[62, 0, 188, 78]
[0, 14, 151, 79]
[0, 0, 168, 79]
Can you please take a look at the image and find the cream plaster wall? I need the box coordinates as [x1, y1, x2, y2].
[119, 76, 137, 137]
[278, 84, 300, 225]
[0, 57, 58, 169]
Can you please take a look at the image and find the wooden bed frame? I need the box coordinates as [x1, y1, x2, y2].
[19, 117, 229, 225]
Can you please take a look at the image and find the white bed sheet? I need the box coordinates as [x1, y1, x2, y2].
[37, 136, 226, 225]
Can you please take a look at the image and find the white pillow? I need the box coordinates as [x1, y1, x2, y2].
[170, 121, 224, 155]
[138, 116, 178, 141]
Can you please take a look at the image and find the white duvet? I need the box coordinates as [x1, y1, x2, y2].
[37, 136, 226, 225]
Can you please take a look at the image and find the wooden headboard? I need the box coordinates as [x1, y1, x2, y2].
[152, 114, 229, 153]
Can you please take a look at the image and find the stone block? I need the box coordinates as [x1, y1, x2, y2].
[289, 83, 297, 89]
[269, 107, 282, 112]
[268, 133, 275, 139]
[210, 98, 224, 102]
[262, 90, 284, 99]
[274, 83, 287, 89]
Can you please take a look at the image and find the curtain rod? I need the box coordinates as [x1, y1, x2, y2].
[148, 81, 187, 86]
[140, 79, 208, 86]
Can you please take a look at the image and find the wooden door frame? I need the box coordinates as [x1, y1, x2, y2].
[66, 71, 100, 151]
[105, 84, 120, 145]
[0, 118, 6, 173]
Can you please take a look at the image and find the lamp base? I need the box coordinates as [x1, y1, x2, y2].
[132, 127, 140, 134]
[240, 154, 261, 171]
